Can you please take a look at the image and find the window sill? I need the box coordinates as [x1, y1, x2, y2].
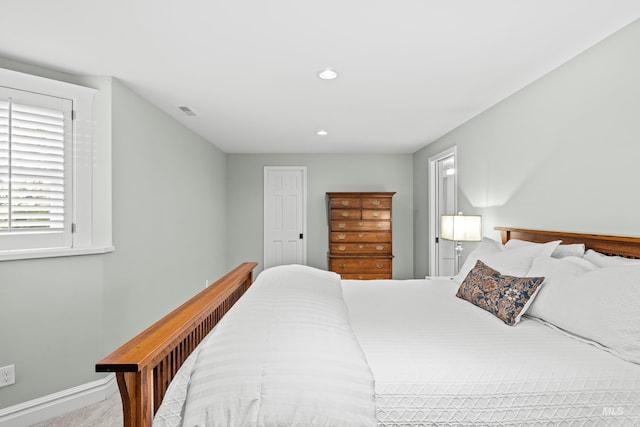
[0, 246, 115, 262]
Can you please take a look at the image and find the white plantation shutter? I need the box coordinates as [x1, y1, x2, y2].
[0, 88, 73, 251]
[0, 100, 7, 226]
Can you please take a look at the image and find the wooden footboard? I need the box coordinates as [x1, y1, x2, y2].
[96, 262, 258, 427]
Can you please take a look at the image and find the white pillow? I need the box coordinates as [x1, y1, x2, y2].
[583, 249, 640, 268]
[454, 237, 504, 283]
[505, 238, 585, 258]
[551, 243, 585, 258]
[527, 261, 640, 365]
[526, 256, 598, 319]
[482, 240, 561, 276]
[454, 237, 560, 284]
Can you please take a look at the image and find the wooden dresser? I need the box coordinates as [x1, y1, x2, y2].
[326, 192, 395, 279]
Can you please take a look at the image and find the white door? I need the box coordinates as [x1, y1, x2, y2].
[264, 167, 307, 268]
[429, 148, 457, 276]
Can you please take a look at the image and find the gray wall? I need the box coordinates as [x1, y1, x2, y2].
[0, 252, 105, 408]
[101, 79, 229, 352]
[413, 18, 640, 278]
[0, 62, 229, 408]
[226, 154, 414, 279]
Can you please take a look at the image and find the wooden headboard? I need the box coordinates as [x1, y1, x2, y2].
[495, 227, 640, 259]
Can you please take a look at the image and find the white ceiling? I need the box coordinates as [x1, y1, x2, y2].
[2, 1, 640, 154]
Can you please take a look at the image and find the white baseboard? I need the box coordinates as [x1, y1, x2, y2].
[0, 374, 117, 427]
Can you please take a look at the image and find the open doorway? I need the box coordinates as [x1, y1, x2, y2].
[428, 148, 457, 276]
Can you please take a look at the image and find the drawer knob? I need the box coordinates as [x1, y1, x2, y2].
[372, 200, 380, 206]
[376, 223, 383, 228]
[376, 245, 384, 251]
[376, 263, 384, 269]
[341, 211, 349, 217]
[338, 223, 346, 229]
[373, 212, 380, 217]
[341, 200, 349, 206]
[358, 233, 364, 238]
[358, 260, 364, 265]
[358, 245, 364, 249]
[338, 263, 346, 268]
[338, 234, 346, 240]
[338, 246, 346, 251]
[359, 222, 364, 226]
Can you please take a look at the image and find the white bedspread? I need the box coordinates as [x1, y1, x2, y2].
[342, 278, 640, 426]
[154, 269, 640, 426]
[154, 265, 376, 427]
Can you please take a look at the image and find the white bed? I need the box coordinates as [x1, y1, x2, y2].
[153, 271, 640, 426]
[98, 227, 640, 427]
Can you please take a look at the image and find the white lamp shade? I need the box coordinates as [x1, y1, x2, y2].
[440, 215, 482, 242]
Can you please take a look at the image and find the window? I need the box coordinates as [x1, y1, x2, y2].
[0, 67, 105, 259]
[0, 88, 73, 250]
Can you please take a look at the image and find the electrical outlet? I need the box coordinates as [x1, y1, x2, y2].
[0, 365, 15, 388]
[204, 279, 209, 288]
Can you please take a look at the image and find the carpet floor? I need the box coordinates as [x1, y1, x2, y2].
[30, 392, 122, 427]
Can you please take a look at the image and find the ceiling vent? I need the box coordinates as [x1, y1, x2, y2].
[178, 106, 197, 116]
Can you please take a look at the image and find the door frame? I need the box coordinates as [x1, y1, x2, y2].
[263, 166, 308, 268]
[428, 147, 457, 276]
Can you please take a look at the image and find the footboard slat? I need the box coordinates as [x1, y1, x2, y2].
[97, 262, 258, 427]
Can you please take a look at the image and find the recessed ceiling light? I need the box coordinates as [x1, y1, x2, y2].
[316, 130, 328, 136]
[317, 69, 338, 80]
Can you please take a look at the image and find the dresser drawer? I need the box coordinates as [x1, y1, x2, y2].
[329, 258, 392, 273]
[361, 210, 391, 220]
[329, 209, 362, 220]
[330, 243, 392, 254]
[329, 197, 361, 209]
[330, 232, 391, 243]
[362, 197, 392, 209]
[339, 273, 391, 280]
[330, 221, 391, 232]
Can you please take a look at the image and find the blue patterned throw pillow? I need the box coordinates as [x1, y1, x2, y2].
[456, 260, 545, 326]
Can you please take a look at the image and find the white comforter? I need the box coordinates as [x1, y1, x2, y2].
[155, 265, 376, 427]
[154, 267, 640, 426]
